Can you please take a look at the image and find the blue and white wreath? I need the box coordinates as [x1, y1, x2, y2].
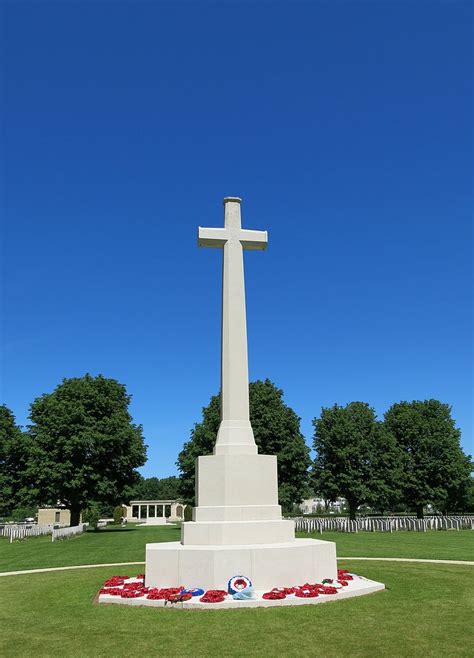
[181, 587, 205, 597]
[227, 575, 252, 595]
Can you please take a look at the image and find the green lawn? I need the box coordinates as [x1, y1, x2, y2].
[297, 529, 474, 561]
[0, 525, 180, 572]
[0, 561, 472, 657]
[1, 526, 472, 573]
[0, 525, 474, 572]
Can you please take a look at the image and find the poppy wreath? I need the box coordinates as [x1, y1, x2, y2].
[262, 590, 287, 600]
[136, 574, 145, 580]
[104, 576, 129, 587]
[337, 570, 353, 581]
[338, 580, 349, 587]
[146, 587, 183, 600]
[165, 592, 193, 604]
[123, 581, 146, 590]
[302, 583, 339, 596]
[295, 588, 319, 598]
[228, 575, 252, 595]
[182, 588, 205, 597]
[200, 589, 228, 603]
[121, 588, 147, 598]
[319, 586, 338, 595]
[271, 587, 296, 595]
[99, 587, 123, 596]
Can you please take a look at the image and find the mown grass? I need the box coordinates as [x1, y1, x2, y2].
[0, 561, 472, 657]
[0, 525, 180, 572]
[1, 525, 472, 573]
[297, 529, 474, 561]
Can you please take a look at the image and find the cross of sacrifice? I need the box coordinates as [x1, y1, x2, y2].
[198, 197, 268, 456]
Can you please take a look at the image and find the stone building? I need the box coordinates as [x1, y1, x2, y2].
[125, 500, 186, 524]
[37, 507, 71, 526]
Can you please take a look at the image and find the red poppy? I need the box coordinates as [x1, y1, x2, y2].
[200, 589, 228, 603]
[295, 588, 319, 598]
[262, 590, 286, 600]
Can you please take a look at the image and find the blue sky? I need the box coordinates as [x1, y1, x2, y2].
[2, 1, 472, 477]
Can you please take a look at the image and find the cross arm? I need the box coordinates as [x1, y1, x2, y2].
[240, 229, 268, 251]
[198, 227, 229, 248]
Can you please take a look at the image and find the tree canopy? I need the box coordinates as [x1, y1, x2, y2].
[384, 400, 471, 517]
[312, 402, 402, 519]
[127, 476, 181, 501]
[177, 379, 311, 511]
[27, 374, 147, 526]
[0, 405, 32, 517]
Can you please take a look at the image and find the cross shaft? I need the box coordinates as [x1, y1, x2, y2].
[198, 197, 268, 455]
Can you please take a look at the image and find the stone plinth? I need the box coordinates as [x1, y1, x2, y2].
[145, 449, 339, 590]
[145, 538, 337, 591]
[180, 453, 298, 545]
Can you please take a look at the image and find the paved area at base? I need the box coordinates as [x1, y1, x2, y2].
[98, 574, 385, 609]
[1, 556, 472, 578]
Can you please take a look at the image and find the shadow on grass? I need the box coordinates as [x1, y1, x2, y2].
[86, 527, 139, 534]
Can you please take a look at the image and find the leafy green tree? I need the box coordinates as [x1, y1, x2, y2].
[312, 402, 402, 520]
[83, 502, 101, 530]
[465, 476, 474, 513]
[27, 374, 147, 526]
[0, 405, 32, 516]
[177, 379, 311, 511]
[113, 505, 126, 525]
[9, 506, 37, 522]
[384, 400, 471, 517]
[127, 476, 181, 501]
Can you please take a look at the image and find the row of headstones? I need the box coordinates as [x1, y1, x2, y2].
[51, 523, 87, 542]
[294, 515, 474, 534]
[0, 523, 55, 543]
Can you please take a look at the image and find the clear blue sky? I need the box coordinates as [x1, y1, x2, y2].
[1, 1, 472, 477]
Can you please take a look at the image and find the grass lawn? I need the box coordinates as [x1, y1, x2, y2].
[297, 529, 474, 561]
[1, 526, 472, 573]
[0, 561, 472, 657]
[0, 525, 180, 572]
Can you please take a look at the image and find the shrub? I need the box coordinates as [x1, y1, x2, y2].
[83, 503, 101, 530]
[113, 506, 125, 525]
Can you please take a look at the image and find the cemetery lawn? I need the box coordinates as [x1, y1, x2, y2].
[0, 561, 472, 657]
[298, 529, 474, 561]
[0, 525, 180, 572]
[1, 526, 473, 573]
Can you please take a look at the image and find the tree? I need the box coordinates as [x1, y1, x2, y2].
[0, 405, 32, 517]
[312, 402, 402, 520]
[27, 374, 147, 526]
[177, 379, 311, 511]
[113, 505, 126, 525]
[127, 476, 181, 501]
[384, 400, 471, 518]
[83, 503, 101, 530]
[465, 476, 474, 513]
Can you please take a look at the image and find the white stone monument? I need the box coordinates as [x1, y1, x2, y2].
[146, 197, 338, 591]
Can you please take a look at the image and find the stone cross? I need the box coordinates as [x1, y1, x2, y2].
[198, 197, 268, 455]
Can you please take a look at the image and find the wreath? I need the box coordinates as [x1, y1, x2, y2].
[228, 576, 252, 595]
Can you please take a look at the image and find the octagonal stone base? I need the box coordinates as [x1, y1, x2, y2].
[98, 571, 385, 609]
[145, 538, 337, 591]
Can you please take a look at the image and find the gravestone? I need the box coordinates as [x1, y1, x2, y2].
[145, 197, 337, 590]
